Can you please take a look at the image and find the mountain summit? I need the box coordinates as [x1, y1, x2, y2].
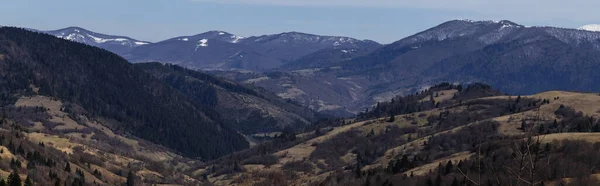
[43, 27, 150, 54]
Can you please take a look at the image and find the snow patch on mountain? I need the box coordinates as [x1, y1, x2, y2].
[579, 24, 600, 32]
[199, 39, 208, 47]
[195, 39, 208, 51]
[231, 35, 244, 43]
[340, 49, 357, 54]
[49, 27, 150, 47]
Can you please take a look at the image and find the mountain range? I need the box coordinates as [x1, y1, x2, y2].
[36, 27, 381, 71]
[5, 19, 600, 185]
[0, 27, 328, 160]
[210, 20, 600, 116]
[36, 20, 600, 117]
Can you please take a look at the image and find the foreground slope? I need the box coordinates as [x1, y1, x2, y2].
[0, 95, 206, 185]
[0, 27, 248, 160]
[204, 84, 600, 186]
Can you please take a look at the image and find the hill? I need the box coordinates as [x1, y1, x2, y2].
[0, 27, 248, 160]
[0, 95, 207, 185]
[135, 62, 323, 134]
[202, 83, 600, 186]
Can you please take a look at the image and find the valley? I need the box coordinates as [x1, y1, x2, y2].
[2, 15, 600, 186]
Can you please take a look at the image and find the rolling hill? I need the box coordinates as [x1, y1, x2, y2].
[203, 83, 600, 186]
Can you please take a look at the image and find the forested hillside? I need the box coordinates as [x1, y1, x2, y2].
[136, 62, 323, 134]
[204, 83, 600, 186]
[0, 27, 248, 160]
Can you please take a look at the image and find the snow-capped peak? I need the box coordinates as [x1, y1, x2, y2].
[46, 27, 150, 47]
[186, 31, 245, 44]
[579, 24, 600, 32]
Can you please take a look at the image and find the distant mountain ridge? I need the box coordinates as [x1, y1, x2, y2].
[228, 19, 600, 116]
[39, 27, 381, 71]
[35, 20, 600, 117]
[42, 27, 150, 55]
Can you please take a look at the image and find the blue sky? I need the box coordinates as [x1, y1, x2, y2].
[1, 0, 599, 43]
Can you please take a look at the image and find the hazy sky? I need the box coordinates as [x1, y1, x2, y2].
[1, 0, 599, 43]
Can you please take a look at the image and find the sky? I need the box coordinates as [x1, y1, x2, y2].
[1, 0, 599, 44]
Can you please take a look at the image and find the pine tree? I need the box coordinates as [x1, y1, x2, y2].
[24, 176, 32, 186]
[367, 129, 375, 137]
[355, 153, 362, 178]
[437, 162, 444, 174]
[126, 171, 135, 186]
[65, 162, 71, 172]
[7, 169, 21, 186]
[538, 124, 545, 134]
[445, 160, 454, 175]
[388, 114, 395, 122]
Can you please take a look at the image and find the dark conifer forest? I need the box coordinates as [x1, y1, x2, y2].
[0, 27, 248, 159]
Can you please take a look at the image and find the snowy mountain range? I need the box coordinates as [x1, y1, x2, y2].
[42, 27, 150, 55]
[220, 19, 600, 115]
[26, 20, 600, 116]
[38, 26, 380, 71]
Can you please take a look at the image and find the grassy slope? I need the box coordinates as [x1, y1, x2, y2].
[207, 90, 600, 185]
[3, 95, 206, 185]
